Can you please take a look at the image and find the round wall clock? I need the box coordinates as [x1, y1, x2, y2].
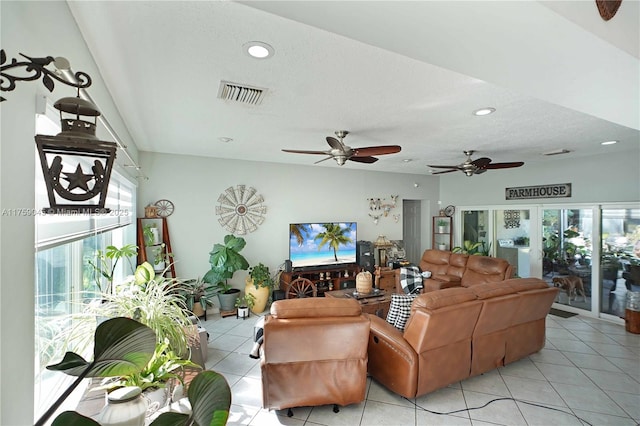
[215, 185, 267, 235]
[444, 205, 455, 217]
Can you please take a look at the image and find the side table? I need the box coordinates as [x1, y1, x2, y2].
[324, 289, 391, 319]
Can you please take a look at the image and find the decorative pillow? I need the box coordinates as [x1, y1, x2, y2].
[386, 293, 418, 331]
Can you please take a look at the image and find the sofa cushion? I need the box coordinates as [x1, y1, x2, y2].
[504, 278, 549, 293]
[469, 282, 518, 299]
[271, 298, 361, 318]
[461, 256, 512, 287]
[386, 293, 418, 331]
[413, 287, 476, 310]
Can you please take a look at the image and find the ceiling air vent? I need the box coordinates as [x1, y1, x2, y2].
[217, 81, 266, 105]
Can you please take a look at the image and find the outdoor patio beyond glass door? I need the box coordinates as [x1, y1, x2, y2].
[494, 209, 531, 278]
[542, 208, 593, 311]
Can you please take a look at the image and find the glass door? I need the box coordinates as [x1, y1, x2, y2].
[600, 207, 640, 318]
[541, 208, 593, 311]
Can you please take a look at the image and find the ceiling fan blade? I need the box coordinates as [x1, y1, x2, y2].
[427, 164, 460, 169]
[484, 161, 525, 169]
[282, 149, 331, 155]
[349, 156, 378, 164]
[314, 156, 334, 164]
[352, 145, 401, 157]
[471, 157, 492, 168]
[326, 136, 343, 150]
[431, 169, 458, 175]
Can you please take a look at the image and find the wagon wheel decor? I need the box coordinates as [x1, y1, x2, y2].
[286, 278, 317, 299]
[215, 185, 267, 235]
[155, 199, 175, 217]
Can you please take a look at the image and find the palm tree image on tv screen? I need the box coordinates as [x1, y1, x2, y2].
[289, 222, 357, 268]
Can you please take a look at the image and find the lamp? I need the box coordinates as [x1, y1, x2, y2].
[0, 49, 119, 213]
[35, 95, 117, 213]
[374, 235, 394, 267]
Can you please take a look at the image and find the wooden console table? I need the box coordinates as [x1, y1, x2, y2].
[324, 288, 391, 319]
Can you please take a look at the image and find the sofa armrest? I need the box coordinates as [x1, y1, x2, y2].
[367, 315, 419, 398]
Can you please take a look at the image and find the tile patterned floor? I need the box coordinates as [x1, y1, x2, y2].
[200, 313, 640, 426]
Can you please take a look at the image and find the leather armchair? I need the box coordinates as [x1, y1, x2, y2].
[260, 297, 370, 413]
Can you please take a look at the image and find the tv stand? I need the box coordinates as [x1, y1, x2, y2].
[280, 264, 361, 297]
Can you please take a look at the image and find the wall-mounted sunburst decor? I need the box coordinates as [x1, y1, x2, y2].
[215, 185, 267, 234]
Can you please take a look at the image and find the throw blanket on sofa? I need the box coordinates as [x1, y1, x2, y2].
[399, 266, 423, 294]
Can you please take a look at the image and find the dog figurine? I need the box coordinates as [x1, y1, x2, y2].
[552, 276, 586, 305]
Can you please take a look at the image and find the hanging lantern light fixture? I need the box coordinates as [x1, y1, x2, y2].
[35, 95, 117, 213]
[0, 49, 120, 214]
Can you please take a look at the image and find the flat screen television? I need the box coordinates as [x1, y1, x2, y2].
[289, 222, 357, 269]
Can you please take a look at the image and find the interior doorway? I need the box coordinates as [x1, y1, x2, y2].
[403, 200, 421, 264]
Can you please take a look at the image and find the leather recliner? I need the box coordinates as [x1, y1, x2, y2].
[260, 297, 370, 413]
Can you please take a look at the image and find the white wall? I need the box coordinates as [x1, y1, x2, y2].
[138, 152, 440, 290]
[439, 149, 640, 207]
[1, 2, 138, 424]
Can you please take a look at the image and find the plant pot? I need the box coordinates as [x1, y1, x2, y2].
[217, 289, 240, 312]
[237, 306, 249, 319]
[192, 301, 205, 317]
[438, 226, 447, 233]
[437, 243, 447, 251]
[245, 278, 270, 314]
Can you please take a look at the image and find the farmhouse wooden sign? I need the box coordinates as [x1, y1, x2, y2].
[505, 183, 572, 200]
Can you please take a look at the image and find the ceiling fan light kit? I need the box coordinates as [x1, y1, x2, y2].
[428, 150, 524, 177]
[282, 130, 401, 166]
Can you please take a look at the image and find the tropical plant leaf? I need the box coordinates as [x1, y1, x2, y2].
[51, 411, 100, 426]
[151, 370, 231, 426]
[47, 317, 155, 377]
[135, 261, 156, 284]
[189, 370, 231, 426]
[150, 411, 189, 426]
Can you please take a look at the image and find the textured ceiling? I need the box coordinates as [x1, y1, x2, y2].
[67, 1, 639, 175]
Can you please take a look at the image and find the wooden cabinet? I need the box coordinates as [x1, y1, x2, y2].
[279, 264, 361, 298]
[137, 217, 176, 277]
[432, 215, 452, 251]
[374, 266, 397, 293]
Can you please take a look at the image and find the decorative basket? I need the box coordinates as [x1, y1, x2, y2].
[356, 271, 373, 294]
[144, 204, 158, 218]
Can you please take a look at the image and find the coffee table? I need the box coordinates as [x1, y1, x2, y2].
[324, 288, 391, 319]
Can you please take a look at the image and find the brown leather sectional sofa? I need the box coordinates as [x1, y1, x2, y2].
[386, 249, 514, 293]
[366, 278, 558, 398]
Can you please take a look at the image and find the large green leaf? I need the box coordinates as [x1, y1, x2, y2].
[47, 317, 156, 378]
[51, 411, 100, 426]
[151, 370, 231, 426]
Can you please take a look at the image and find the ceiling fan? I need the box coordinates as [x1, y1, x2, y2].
[282, 130, 401, 166]
[428, 150, 524, 177]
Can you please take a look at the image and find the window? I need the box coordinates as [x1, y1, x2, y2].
[33, 101, 137, 421]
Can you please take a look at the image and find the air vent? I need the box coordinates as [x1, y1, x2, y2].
[217, 81, 266, 105]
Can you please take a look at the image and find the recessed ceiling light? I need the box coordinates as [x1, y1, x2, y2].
[473, 107, 496, 116]
[601, 140, 618, 145]
[403, 159, 412, 163]
[243, 41, 274, 59]
[218, 137, 233, 143]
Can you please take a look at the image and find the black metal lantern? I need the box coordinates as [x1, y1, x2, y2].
[35, 96, 117, 213]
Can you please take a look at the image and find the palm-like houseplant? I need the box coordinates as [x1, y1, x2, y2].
[203, 234, 249, 311]
[86, 244, 138, 294]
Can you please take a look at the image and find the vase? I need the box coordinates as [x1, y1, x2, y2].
[217, 289, 240, 312]
[192, 301, 205, 317]
[245, 277, 270, 314]
[98, 386, 147, 426]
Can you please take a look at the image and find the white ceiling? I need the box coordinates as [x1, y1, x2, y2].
[67, 1, 639, 176]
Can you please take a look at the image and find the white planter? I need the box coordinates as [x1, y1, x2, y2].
[438, 226, 447, 233]
[437, 243, 447, 251]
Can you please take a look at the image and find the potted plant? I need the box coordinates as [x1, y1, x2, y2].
[181, 278, 217, 318]
[235, 293, 255, 319]
[245, 262, 275, 314]
[143, 222, 160, 245]
[36, 317, 232, 426]
[88, 262, 196, 356]
[203, 234, 249, 311]
[86, 244, 138, 294]
[437, 218, 448, 233]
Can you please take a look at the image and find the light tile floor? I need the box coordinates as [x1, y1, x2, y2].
[200, 313, 640, 426]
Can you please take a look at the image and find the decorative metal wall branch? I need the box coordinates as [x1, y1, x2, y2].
[1, 50, 92, 102]
[367, 195, 399, 223]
